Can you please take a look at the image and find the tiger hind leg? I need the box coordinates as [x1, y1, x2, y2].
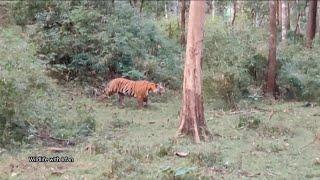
[118, 93, 125, 107]
[137, 98, 144, 109]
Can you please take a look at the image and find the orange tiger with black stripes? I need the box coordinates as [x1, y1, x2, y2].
[102, 77, 165, 108]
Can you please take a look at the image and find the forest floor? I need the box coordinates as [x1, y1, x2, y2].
[1, 27, 320, 179]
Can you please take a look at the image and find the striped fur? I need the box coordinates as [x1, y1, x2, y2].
[104, 78, 165, 108]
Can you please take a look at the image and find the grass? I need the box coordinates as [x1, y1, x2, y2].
[1, 27, 320, 179]
[1, 96, 320, 179]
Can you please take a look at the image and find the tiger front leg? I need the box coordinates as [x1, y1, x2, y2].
[137, 98, 144, 109]
[118, 93, 125, 107]
[143, 96, 148, 107]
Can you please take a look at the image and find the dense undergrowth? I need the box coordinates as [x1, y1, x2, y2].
[10, 1, 182, 89]
[203, 16, 320, 107]
[0, 27, 95, 147]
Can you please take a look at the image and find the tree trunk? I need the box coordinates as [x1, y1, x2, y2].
[133, 0, 138, 8]
[212, 0, 215, 18]
[306, 0, 317, 48]
[180, 0, 186, 47]
[139, 0, 144, 13]
[295, 0, 307, 35]
[281, 0, 288, 42]
[278, 0, 282, 26]
[265, 0, 277, 98]
[287, 2, 290, 29]
[165, 1, 168, 18]
[207, 0, 213, 15]
[231, 0, 237, 26]
[317, 2, 320, 34]
[178, 0, 211, 143]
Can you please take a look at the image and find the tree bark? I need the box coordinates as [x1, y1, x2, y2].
[165, 1, 168, 19]
[306, 0, 317, 48]
[317, 2, 320, 34]
[277, 0, 282, 26]
[178, 0, 211, 143]
[207, 0, 213, 15]
[212, 0, 215, 18]
[180, 0, 186, 47]
[231, 0, 237, 26]
[295, 0, 307, 35]
[265, 0, 277, 98]
[281, 0, 288, 42]
[139, 0, 144, 13]
[287, 2, 290, 29]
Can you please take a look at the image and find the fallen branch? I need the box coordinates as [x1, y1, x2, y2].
[268, 110, 275, 121]
[47, 147, 69, 153]
[35, 134, 75, 146]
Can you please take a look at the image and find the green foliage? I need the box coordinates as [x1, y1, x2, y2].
[0, 28, 95, 147]
[157, 17, 181, 44]
[278, 43, 320, 102]
[31, 2, 181, 88]
[203, 17, 268, 107]
[238, 115, 261, 129]
[9, 0, 62, 27]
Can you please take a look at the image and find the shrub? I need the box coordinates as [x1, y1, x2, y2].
[0, 28, 95, 147]
[203, 17, 268, 107]
[31, 2, 181, 88]
[278, 43, 320, 102]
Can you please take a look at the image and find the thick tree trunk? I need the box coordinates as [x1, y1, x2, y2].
[306, 0, 317, 48]
[180, 0, 186, 46]
[281, 0, 288, 42]
[265, 0, 277, 98]
[178, 0, 211, 143]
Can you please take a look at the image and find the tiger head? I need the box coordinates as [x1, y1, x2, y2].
[149, 82, 165, 95]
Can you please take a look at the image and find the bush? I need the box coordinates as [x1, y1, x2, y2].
[0, 28, 95, 147]
[203, 17, 268, 107]
[278, 43, 320, 102]
[31, 2, 181, 88]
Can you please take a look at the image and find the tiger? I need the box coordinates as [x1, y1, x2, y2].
[102, 77, 165, 108]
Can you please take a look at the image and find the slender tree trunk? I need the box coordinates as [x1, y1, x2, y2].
[139, 0, 144, 13]
[278, 0, 282, 26]
[281, 0, 288, 42]
[133, 0, 138, 8]
[165, 1, 168, 18]
[112, 0, 115, 11]
[212, 0, 215, 18]
[317, 2, 320, 34]
[306, 0, 317, 48]
[231, 0, 237, 26]
[287, 2, 290, 29]
[265, 0, 277, 98]
[207, 0, 213, 15]
[180, 0, 186, 47]
[178, 0, 211, 143]
[295, 0, 307, 35]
